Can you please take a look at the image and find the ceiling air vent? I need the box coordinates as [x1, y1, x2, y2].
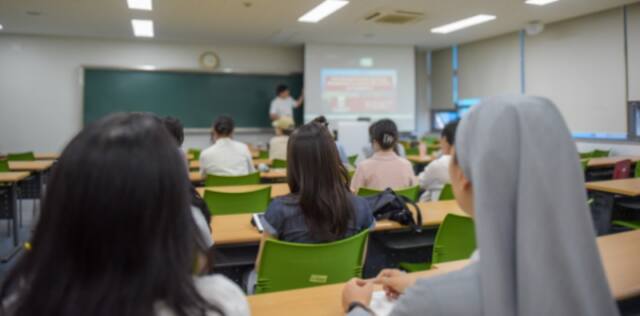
[363, 10, 424, 25]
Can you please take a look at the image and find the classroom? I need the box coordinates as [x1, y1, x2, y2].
[0, 0, 639, 315]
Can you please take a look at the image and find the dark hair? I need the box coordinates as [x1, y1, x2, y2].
[163, 116, 184, 146]
[441, 120, 459, 146]
[276, 84, 289, 95]
[287, 123, 354, 242]
[161, 117, 212, 232]
[0, 113, 220, 316]
[369, 119, 398, 150]
[213, 115, 234, 137]
[312, 116, 329, 128]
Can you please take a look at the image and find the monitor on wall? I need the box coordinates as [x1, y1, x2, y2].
[431, 110, 460, 132]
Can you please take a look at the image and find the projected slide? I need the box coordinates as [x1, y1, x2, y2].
[321, 69, 397, 113]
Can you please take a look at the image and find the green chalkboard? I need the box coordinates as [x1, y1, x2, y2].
[83, 69, 303, 128]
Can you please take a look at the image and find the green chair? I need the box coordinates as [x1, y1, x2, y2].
[611, 220, 640, 230]
[581, 159, 590, 172]
[0, 159, 9, 172]
[592, 149, 611, 158]
[272, 159, 287, 169]
[348, 155, 358, 167]
[579, 151, 595, 159]
[205, 172, 261, 187]
[188, 148, 201, 161]
[203, 186, 271, 215]
[259, 150, 269, 159]
[255, 229, 369, 294]
[635, 162, 640, 178]
[422, 137, 438, 145]
[427, 147, 440, 155]
[7, 152, 35, 161]
[405, 147, 419, 156]
[438, 184, 455, 201]
[357, 185, 420, 202]
[400, 214, 476, 272]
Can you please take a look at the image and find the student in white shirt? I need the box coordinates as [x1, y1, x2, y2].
[269, 117, 295, 161]
[199, 115, 255, 176]
[417, 120, 459, 201]
[269, 84, 303, 121]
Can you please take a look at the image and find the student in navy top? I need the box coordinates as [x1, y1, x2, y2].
[263, 122, 374, 243]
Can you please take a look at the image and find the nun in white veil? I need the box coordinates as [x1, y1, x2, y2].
[343, 96, 619, 316]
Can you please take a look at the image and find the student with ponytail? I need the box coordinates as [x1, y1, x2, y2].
[350, 119, 416, 193]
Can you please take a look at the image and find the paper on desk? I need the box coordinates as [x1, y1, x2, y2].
[369, 291, 395, 316]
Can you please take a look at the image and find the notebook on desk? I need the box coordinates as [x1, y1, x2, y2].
[370, 291, 396, 316]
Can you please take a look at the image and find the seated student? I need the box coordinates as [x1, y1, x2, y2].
[361, 122, 406, 160]
[312, 116, 350, 167]
[350, 119, 416, 193]
[417, 120, 458, 201]
[162, 116, 214, 249]
[264, 122, 374, 243]
[199, 115, 255, 176]
[342, 96, 618, 316]
[0, 113, 249, 316]
[269, 116, 295, 161]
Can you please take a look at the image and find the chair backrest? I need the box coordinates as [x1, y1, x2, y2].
[438, 183, 455, 201]
[405, 147, 419, 156]
[635, 162, 640, 178]
[205, 172, 261, 187]
[7, 152, 35, 161]
[613, 159, 632, 179]
[592, 149, 611, 158]
[579, 151, 595, 159]
[255, 229, 369, 294]
[203, 186, 271, 215]
[348, 155, 358, 167]
[259, 150, 269, 159]
[0, 159, 9, 172]
[356, 185, 420, 202]
[271, 159, 287, 169]
[188, 148, 201, 160]
[580, 159, 590, 172]
[432, 214, 476, 264]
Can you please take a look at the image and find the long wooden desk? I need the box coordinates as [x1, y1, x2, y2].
[0, 172, 30, 183]
[211, 200, 465, 246]
[8, 160, 54, 171]
[588, 156, 640, 168]
[34, 152, 60, 160]
[190, 159, 274, 170]
[197, 183, 290, 199]
[586, 178, 640, 197]
[189, 169, 287, 183]
[247, 230, 640, 315]
[406, 155, 434, 165]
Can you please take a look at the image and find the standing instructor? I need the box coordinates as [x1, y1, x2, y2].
[270, 84, 303, 121]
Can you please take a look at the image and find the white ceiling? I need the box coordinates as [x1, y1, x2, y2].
[0, 0, 637, 49]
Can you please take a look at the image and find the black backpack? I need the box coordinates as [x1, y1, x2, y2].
[363, 188, 423, 232]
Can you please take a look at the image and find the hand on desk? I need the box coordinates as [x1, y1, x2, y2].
[342, 278, 374, 312]
[375, 269, 416, 300]
[342, 269, 418, 312]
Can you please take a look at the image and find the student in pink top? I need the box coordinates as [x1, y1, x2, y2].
[350, 119, 417, 193]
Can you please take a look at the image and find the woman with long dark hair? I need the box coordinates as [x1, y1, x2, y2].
[0, 113, 249, 316]
[263, 122, 374, 243]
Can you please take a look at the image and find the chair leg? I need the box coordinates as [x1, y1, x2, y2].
[32, 199, 37, 223]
